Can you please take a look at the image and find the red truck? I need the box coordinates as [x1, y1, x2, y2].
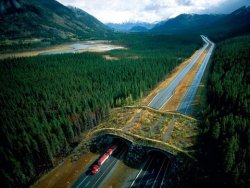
[106, 145, 117, 156]
[91, 144, 117, 174]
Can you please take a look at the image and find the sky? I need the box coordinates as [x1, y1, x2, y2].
[57, 0, 249, 23]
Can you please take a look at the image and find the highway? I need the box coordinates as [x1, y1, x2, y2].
[72, 145, 126, 188]
[129, 152, 170, 188]
[177, 36, 215, 114]
[72, 36, 214, 188]
[148, 35, 210, 110]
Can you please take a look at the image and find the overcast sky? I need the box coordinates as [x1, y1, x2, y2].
[57, 0, 249, 23]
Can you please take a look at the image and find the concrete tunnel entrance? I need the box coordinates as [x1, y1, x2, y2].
[90, 133, 172, 166]
[89, 134, 172, 187]
[89, 133, 131, 154]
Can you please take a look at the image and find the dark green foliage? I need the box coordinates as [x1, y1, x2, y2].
[0, 0, 110, 52]
[198, 35, 250, 188]
[208, 6, 250, 42]
[151, 14, 224, 34]
[0, 34, 199, 187]
[150, 6, 250, 43]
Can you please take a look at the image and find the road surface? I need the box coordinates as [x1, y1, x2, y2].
[177, 36, 215, 114]
[72, 36, 214, 188]
[148, 35, 210, 110]
[129, 153, 170, 188]
[72, 145, 126, 188]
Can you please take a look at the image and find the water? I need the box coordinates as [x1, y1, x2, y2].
[40, 41, 125, 55]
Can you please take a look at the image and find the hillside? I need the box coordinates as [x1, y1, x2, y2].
[151, 14, 224, 33]
[208, 5, 250, 41]
[107, 22, 155, 32]
[178, 34, 250, 188]
[129, 26, 148, 32]
[0, 34, 200, 187]
[0, 0, 110, 46]
[151, 5, 250, 41]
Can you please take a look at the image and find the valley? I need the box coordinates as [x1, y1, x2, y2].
[0, 40, 125, 59]
[0, 1, 249, 188]
[31, 35, 211, 187]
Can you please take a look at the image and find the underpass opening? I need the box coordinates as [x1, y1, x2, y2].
[85, 134, 130, 176]
[147, 147, 174, 161]
[129, 150, 171, 188]
[88, 134, 173, 187]
[89, 133, 131, 158]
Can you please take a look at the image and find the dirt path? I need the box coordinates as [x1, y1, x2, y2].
[150, 116, 164, 134]
[123, 110, 143, 131]
[162, 118, 177, 142]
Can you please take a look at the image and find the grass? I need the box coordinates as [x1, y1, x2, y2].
[31, 37, 201, 187]
[96, 107, 198, 153]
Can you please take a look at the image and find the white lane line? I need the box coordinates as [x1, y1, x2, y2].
[159, 94, 173, 110]
[85, 181, 90, 187]
[91, 148, 125, 188]
[177, 39, 213, 114]
[152, 168, 155, 174]
[149, 36, 209, 110]
[160, 161, 170, 188]
[177, 40, 215, 114]
[152, 158, 167, 188]
[135, 156, 155, 188]
[129, 156, 154, 188]
[148, 93, 160, 106]
[75, 176, 89, 188]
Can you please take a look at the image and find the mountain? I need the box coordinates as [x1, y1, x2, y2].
[207, 5, 250, 40]
[129, 26, 148, 32]
[151, 14, 225, 33]
[107, 22, 155, 32]
[151, 5, 250, 41]
[0, 0, 110, 42]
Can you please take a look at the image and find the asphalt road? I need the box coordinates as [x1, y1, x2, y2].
[177, 37, 215, 114]
[148, 35, 210, 110]
[72, 145, 126, 188]
[72, 36, 214, 188]
[129, 153, 170, 188]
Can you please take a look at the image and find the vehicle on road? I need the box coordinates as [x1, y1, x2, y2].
[91, 144, 118, 174]
[91, 164, 100, 174]
[106, 144, 117, 156]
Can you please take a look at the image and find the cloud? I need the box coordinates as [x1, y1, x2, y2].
[177, 0, 192, 6]
[56, 0, 247, 23]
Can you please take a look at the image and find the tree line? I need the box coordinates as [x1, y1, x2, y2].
[180, 35, 250, 188]
[0, 34, 199, 187]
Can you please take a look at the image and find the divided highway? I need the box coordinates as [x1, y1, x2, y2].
[72, 145, 126, 188]
[148, 35, 210, 110]
[129, 153, 169, 188]
[177, 36, 215, 114]
[72, 36, 215, 188]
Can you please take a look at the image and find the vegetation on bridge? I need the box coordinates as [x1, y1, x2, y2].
[86, 107, 198, 158]
[0, 34, 200, 187]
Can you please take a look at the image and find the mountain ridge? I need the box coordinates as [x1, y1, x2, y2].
[0, 0, 110, 43]
[107, 22, 155, 32]
[151, 14, 225, 33]
[150, 5, 250, 41]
